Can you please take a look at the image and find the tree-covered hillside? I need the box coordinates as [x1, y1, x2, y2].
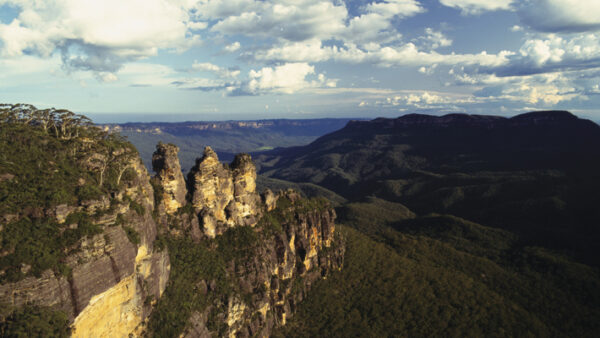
[0, 104, 139, 282]
[259, 111, 600, 336]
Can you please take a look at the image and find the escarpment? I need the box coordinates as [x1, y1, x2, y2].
[152, 142, 187, 215]
[148, 145, 345, 337]
[186, 147, 261, 238]
[0, 140, 170, 337]
[1, 106, 344, 338]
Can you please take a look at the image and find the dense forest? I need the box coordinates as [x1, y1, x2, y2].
[259, 112, 600, 336]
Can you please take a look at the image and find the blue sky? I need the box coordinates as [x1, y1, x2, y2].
[1, 0, 599, 122]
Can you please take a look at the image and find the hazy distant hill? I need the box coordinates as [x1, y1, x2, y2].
[260, 111, 600, 336]
[258, 111, 600, 264]
[102, 118, 356, 171]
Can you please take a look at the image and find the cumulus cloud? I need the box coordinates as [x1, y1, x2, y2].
[517, 0, 600, 33]
[417, 28, 453, 50]
[489, 34, 600, 76]
[235, 62, 336, 95]
[0, 0, 200, 78]
[439, 0, 513, 15]
[210, 1, 348, 42]
[223, 41, 240, 52]
[452, 66, 582, 105]
[342, 0, 424, 44]
[192, 61, 240, 78]
[255, 39, 511, 68]
[202, 0, 423, 47]
[380, 91, 474, 109]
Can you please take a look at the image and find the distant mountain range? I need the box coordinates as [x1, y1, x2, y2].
[103, 118, 357, 171]
[257, 111, 600, 265]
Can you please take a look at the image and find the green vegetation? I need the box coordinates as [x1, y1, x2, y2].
[257, 176, 347, 206]
[123, 226, 141, 246]
[147, 236, 228, 337]
[147, 196, 327, 337]
[0, 104, 140, 282]
[279, 224, 600, 337]
[264, 113, 600, 336]
[0, 305, 70, 337]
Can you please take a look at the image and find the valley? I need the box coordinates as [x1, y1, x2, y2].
[1, 105, 599, 337]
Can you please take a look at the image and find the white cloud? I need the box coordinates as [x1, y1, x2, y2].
[439, 0, 513, 15]
[224, 41, 240, 52]
[490, 34, 600, 76]
[98, 72, 118, 83]
[255, 39, 512, 68]
[192, 61, 240, 78]
[517, 0, 600, 32]
[342, 0, 424, 44]
[0, 0, 200, 76]
[187, 21, 208, 30]
[241, 62, 336, 95]
[253, 39, 337, 63]
[418, 28, 453, 50]
[210, 1, 348, 42]
[171, 77, 232, 91]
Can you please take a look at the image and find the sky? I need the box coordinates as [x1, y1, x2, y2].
[1, 0, 600, 122]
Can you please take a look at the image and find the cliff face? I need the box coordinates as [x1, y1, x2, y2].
[1, 132, 343, 337]
[187, 147, 261, 238]
[180, 193, 344, 338]
[149, 147, 344, 337]
[0, 158, 170, 337]
[152, 143, 187, 215]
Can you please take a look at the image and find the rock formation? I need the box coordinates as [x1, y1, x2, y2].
[188, 147, 261, 238]
[1, 138, 343, 338]
[152, 143, 187, 214]
[0, 158, 170, 337]
[179, 191, 344, 337]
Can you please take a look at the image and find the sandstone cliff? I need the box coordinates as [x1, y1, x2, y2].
[1, 130, 343, 337]
[152, 143, 187, 215]
[148, 146, 345, 337]
[0, 156, 170, 337]
[186, 147, 261, 238]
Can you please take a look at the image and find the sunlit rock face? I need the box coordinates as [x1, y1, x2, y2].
[180, 191, 345, 338]
[188, 147, 262, 238]
[0, 158, 170, 337]
[152, 143, 187, 214]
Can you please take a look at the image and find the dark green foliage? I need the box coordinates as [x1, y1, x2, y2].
[216, 226, 259, 262]
[0, 212, 101, 282]
[153, 234, 167, 252]
[75, 184, 103, 201]
[122, 226, 141, 246]
[147, 198, 325, 337]
[258, 112, 600, 264]
[279, 226, 600, 337]
[0, 104, 138, 282]
[0, 305, 70, 337]
[267, 112, 600, 336]
[146, 237, 229, 337]
[129, 199, 145, 216]
[256, 176, 347, 206]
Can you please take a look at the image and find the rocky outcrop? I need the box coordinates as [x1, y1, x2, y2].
[0, 158, 170, 337]
[152, 143, 187, 214]
[180, 192, 345, 338]
[1, 141, 344, 338]
[188, 147, 261, 238]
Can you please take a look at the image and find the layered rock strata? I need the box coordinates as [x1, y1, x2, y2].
[1, 142, 344, 338]
[187, 147, 261, 238]
[152, 143, 187, 214]
[180, 192, 345, 338]
[0, 159, 170, 337]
